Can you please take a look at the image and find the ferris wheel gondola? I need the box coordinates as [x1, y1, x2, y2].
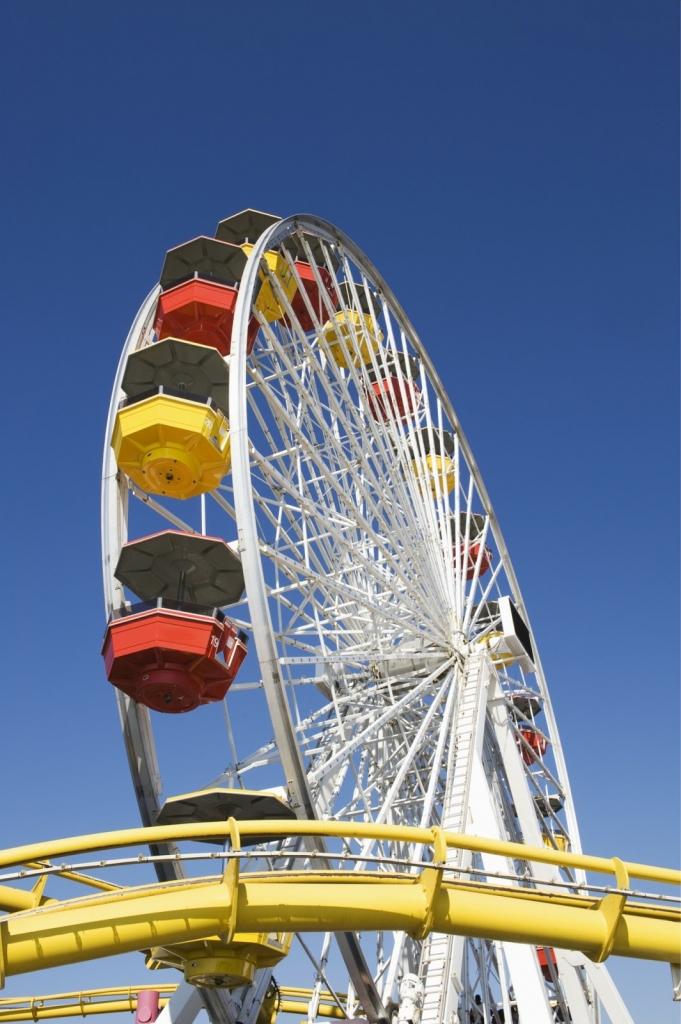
[101, 211, 634, 1024]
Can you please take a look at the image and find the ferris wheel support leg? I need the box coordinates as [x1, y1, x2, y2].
[420, 654, 491, 1024]
[467, 756, 554, 1023]
[156, 984, 240, 1024]
[234, 969, 273, 1024]
[559, 953, 634, 1024]
[155, 984, 203, 1024]
[553, 952, 602, 1024]
[671, 964, 681, 1001]
[488, 682, 598, 1022]
[487, 680, 553, 852]
[198, 990, 241, 1024]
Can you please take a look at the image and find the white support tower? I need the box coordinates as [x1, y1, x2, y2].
[420, 651, 490, 1024]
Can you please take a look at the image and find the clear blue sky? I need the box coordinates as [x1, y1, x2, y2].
[0, 2, 678, 1020]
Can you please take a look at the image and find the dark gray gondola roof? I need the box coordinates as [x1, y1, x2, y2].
[160, 236, 248, 290]
[156, 787, 296, 846]
[114, 530, 245, 606]
[121, 338, 229, 413]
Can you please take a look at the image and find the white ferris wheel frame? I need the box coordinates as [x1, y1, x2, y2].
[227, 213, 582, 851]
[100, 214, 634, 1024]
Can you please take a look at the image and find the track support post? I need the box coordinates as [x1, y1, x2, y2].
[412, 827, 447, 941]
[220, 818, 241, 945]
[589, 857, 629, 963]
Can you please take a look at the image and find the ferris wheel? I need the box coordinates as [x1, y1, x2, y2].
[101, 211, 635, 1024]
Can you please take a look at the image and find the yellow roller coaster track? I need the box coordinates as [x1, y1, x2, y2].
[0, 819, 677, 987]
[0, 986, 344, 1022]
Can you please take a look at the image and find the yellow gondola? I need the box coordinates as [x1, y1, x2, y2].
[148, 932, 293, 989]
[241, 243, 297, 323]
[322, 310, 383, 369]
[476, 630, 517, 666]
[112, 393, 230, 499]
[411, 452, 456, 498]
[407, 427, 456, 498]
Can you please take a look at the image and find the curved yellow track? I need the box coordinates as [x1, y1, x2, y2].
[0, 986, 344, 1022]
[0, 820, 676, 984]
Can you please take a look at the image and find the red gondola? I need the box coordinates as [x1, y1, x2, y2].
[448, 513, 493, 580]
[536, 947, 558, 982]
[518, 726, 547, 765]
[283, 262, 338, 332]
[102, 604, 247, 713]
[458, 541, 493, 580]
[365, 351, 421, 424]
[103, 531, 248, 712]
[368, 378, 421, 423]
[154, 279, 258, 357]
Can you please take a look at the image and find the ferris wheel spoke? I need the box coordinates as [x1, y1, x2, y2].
[249, 324, 453, 609]
[306, 658, 454, 787]
[456, 474, 476, 614]
[352, 667, 454, 851]
[518, 748, 565, 801]
[427, 678, 461, 813]
[309, 729, 409, 797]
[465, 557, 505, 635]
[247, 374, 450, 620]
[453, 435, 464, 623]
[129, 482, 196, 534]
[460, 515, 492, 626]
[209, 488, 237, 520]
[259, 542, 444, 651]
[318, 736, 412, 796]
[249, 432, 430, 598]
[254, 477, 449, 646]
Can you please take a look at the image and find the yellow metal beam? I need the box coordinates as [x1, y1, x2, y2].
[0, 986, 175, 1022]
[0, 888, 44, 915]
[278, 1000, 343, 1019]
[0, 870, 678, 982]
[0, 999, 170, 1022]
[0, 820, 676, 887]
[24, 863, 121, 895]
[0, 820, 676, 985]
[0, 999, 342, 1023]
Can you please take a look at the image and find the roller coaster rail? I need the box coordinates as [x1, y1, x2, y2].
[0, 818, 678, 989]
[0, 986, 345, 1022]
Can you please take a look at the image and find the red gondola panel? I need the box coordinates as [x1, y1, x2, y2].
[154, 279, 258, 356]
[102, 607, 247, 713]
[283, 262, 338, 332]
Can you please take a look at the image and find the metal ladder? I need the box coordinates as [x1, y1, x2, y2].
[420, 652, 490, 1024]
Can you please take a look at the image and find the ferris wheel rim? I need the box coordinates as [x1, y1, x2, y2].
[232, 217, 522, 624]
[93, 211, 634, 1021]
[98, 207, 585, 888]
[97, 216, 584, 862]
[228, 212, 583, 854]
